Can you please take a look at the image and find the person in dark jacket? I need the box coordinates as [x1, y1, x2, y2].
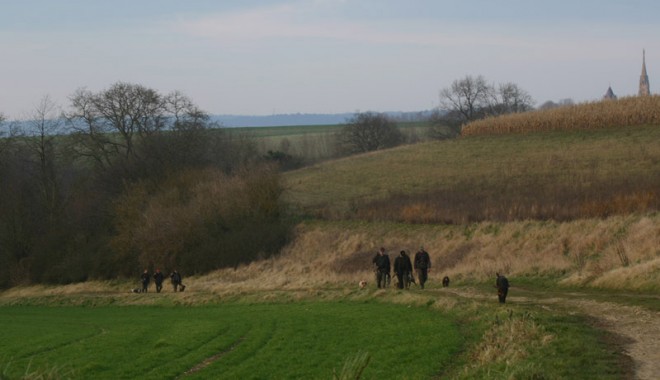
[153, 269, 164, 293]
[394, 250, 413, 289]
[140, 269, 150, 293]
[414, 247, 431, 289]
[372, 247, 391, 289]
[495, 273, 510, 303]
[170, 270, 185, 292]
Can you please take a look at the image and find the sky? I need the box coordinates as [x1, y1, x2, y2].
[1, 0, 658, 119]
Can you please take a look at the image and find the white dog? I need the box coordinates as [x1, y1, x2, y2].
[358, 280, 367, 289]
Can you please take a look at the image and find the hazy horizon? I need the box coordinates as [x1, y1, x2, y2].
[1, 0, 658, 120]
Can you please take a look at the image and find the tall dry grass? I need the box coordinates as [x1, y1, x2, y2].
[189, 214, 659, 295]
[2, 213, 656, 303]
[462, 95, 660, 136]
[459, 311, 554, 377]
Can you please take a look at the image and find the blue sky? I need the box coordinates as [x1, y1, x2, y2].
[1, 0, 658, 119]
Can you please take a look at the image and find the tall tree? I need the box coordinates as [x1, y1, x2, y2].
[64, 82, 220, 183]
[439, 75, 535, 127]
[21, 95, 64, 220]
[439, 75, 494, 123]
[495, 82, 535, 114]
[65, 82, 165, 175]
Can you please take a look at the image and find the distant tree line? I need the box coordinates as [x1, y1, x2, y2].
[0, 82, 292, 287]
[332, 75, 537, 154]
[430, 75, 536, 139]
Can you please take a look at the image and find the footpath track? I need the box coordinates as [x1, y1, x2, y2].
[445, 287, 660, 380]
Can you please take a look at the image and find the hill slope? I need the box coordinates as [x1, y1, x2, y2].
[283, 125, 660, 222]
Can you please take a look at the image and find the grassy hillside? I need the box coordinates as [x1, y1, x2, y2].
[279, 122, 660, 292]
[283, 124, 660, 222]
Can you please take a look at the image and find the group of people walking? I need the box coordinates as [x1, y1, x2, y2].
[372, 247, 431, 290]
[140, 269, 185, 293]
[372, 246, 510, 303]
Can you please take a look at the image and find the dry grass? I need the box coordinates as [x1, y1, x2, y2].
[464, 312, 553, 369]
[462, 95, 660, 136]
[183, 214, 660, 294]
[187, 214, 659, 295]
[283, 124, 660, 221]
[2, 213, 656, 304]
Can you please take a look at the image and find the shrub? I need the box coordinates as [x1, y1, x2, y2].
[111, 164, 292, 275]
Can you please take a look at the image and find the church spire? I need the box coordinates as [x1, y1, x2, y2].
[639, 49, 650, 96]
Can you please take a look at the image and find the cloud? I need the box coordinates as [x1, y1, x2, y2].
[173, 1, 534, 51]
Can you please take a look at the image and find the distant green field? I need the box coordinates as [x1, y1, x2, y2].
[226, 124, 345, 138]
[0, 302, 461, 379]
[223, 122, 434, 162]
[225, 121, 432, 139]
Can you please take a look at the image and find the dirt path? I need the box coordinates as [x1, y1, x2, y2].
[448, 288, 660, 380]
[557, 298, 660, 380]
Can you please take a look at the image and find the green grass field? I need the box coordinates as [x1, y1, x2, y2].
[0, 302, 462, 379]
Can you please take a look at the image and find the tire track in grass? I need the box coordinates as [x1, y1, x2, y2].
[11, 326, 107, 360]
[178, 336, 246, 378]
[209, 316, 278, 378]
[163, 324, 239, 378]
[177, 321, 274, 379]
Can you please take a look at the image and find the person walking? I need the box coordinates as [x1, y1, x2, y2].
[140, 269, 150, 293]
[372, 247, 391, 289]
[495, 273, 510, 303]
[153, 269, 164, 293]
[170, 270, 185, 292]
[394, 250, 413, 289]
[414, 247, 431, 289]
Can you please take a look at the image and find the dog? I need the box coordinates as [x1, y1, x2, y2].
[442, 276, 450, 287]
[358, 280, 367, 289]
[131, 288, 143, 293]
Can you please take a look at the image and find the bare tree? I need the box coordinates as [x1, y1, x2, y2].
[65, 82, 166, 172]
[440, 75, 494, 123]
[0, 113, 8, 154]
[495, 82, 535, 114]
[136, 90, 219, 174]
[439, 76, 536, 128]
[21, 95, 64, 220]
[337, 112, 404, 154]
